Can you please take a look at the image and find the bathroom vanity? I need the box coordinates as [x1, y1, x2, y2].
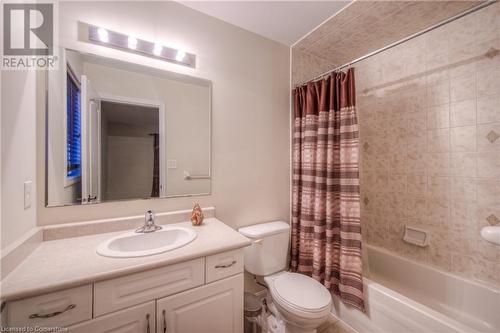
[1, 217, 250, 332]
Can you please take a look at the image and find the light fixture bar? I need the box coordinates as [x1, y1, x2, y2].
[88, 24, 196, 68]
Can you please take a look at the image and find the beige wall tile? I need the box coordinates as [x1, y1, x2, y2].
[476, 66, 500, 97]
[473, 235, 500, 262]
[427, 176, 451, 201]
[428, 247, 452, 271]
[426, 152, 450, 176]
[299, 1, 500, 285]
[426, 197, 450, 221]
[407, 151, 427, 174]
[451, 254, 477, 279]
[477, 152, 500, 178]
[427, 128, 450, 153]
[476, 180, 500, 229]
[450, 152, 477, 177]
[451, 177, 477, 203]
[474, 37, 500, 71]
[477, 123, 500, 151]
[427, 82, 450, 107]
[450, 126, 476, 152]
[477, 94, 500, 124]
[407, 173, 427, 195]
[450, 201, 478, 229]
[475, 2, 500, 42]
[450, 75, 476, 102]
[406, 193, 427, 218]
[450, 99, 476, 127]
[472, 257, 500, 286]
[388, 173, 407, 193]
[427, 104, 450, 129]
[476, 179, 500, 205]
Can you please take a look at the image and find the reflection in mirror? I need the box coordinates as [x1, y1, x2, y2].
[46, 49, 211, 207]
[100, 101, 161, 201]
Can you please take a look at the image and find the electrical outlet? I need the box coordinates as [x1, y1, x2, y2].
[24, 181, 32, 209]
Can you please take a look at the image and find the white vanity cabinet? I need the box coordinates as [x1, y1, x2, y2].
[157, 274, 243, 333]
[5, 249, 245, 333]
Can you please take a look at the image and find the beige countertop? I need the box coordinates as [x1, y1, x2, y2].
[0, 218, 251, 302]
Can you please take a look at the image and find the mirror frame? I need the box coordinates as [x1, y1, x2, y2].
[44, 48, 212, 207]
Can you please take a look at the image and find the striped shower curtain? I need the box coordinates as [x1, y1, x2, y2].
[291, 68, 364, 311]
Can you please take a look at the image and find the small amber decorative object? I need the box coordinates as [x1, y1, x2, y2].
[191, 203, 204, 226]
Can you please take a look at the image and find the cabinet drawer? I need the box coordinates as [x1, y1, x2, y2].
[94, 258, 204, 316]
[205, 249, 243, 283]
[7, 285, 92, 328]
[68, 301, 155, 333]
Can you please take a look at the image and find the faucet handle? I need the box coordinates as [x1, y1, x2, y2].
[146, 210, 155, 222]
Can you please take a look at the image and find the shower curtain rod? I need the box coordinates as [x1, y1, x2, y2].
[297, 0, 498, 87]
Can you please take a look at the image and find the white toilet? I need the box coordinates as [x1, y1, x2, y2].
[239, 221, 332, 333]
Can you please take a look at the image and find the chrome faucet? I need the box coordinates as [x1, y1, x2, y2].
[136, 210, 162, 233]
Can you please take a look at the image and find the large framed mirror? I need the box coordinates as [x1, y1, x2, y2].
[46, 49, 211, 207]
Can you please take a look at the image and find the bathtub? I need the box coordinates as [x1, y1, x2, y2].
[331, 245, 500, 333]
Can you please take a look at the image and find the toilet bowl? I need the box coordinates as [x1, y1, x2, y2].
[264, 272, 331, 333]
[238, 221, 332, 333]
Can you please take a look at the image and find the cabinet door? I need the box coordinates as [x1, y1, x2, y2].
[68, 301, 155, 333]
[157, 274, 243, 333]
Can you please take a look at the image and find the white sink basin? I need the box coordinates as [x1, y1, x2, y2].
[97, 226, 197, 258]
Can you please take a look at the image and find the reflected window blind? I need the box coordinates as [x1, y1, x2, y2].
[66, 71, 81, 178]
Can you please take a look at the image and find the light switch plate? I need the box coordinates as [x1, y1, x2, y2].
[24, 181, 32, 209]
[167, 159, 178, 169]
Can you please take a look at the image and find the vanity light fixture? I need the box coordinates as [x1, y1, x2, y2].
[176, 50, 186, 62]
[127, 36, 137, 50]
[97, 27, 109, 43]
[153, 43, 163, 56]
[88, 24, 196, 68]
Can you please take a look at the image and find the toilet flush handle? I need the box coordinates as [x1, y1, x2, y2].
[254, 238, 263, 245]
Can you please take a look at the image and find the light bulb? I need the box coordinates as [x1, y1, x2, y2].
[175, 50, 186, 62]
[153, 43, 163, 56]
[97, 27, 108, 43]
[128, 37, 137, 49]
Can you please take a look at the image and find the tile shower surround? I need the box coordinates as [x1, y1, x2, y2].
[356, 3, 500, 287]
[292, 3, 500, 287]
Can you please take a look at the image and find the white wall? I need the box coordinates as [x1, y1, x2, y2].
[1, 70, 38, 249]
[106, 135, 154, 200]
[38, 1, 290, 230]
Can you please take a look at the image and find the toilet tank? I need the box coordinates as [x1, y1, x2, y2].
[238, 221, 290, 276]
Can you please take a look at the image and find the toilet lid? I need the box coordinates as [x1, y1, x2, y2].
[273, 273, 331, 312]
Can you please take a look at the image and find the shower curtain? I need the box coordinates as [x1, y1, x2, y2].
[291, 68, 364, 311]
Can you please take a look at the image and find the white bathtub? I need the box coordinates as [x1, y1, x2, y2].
[331, 245, 500, 333]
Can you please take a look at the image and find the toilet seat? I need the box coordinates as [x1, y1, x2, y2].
[266, 272, 331, 317]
